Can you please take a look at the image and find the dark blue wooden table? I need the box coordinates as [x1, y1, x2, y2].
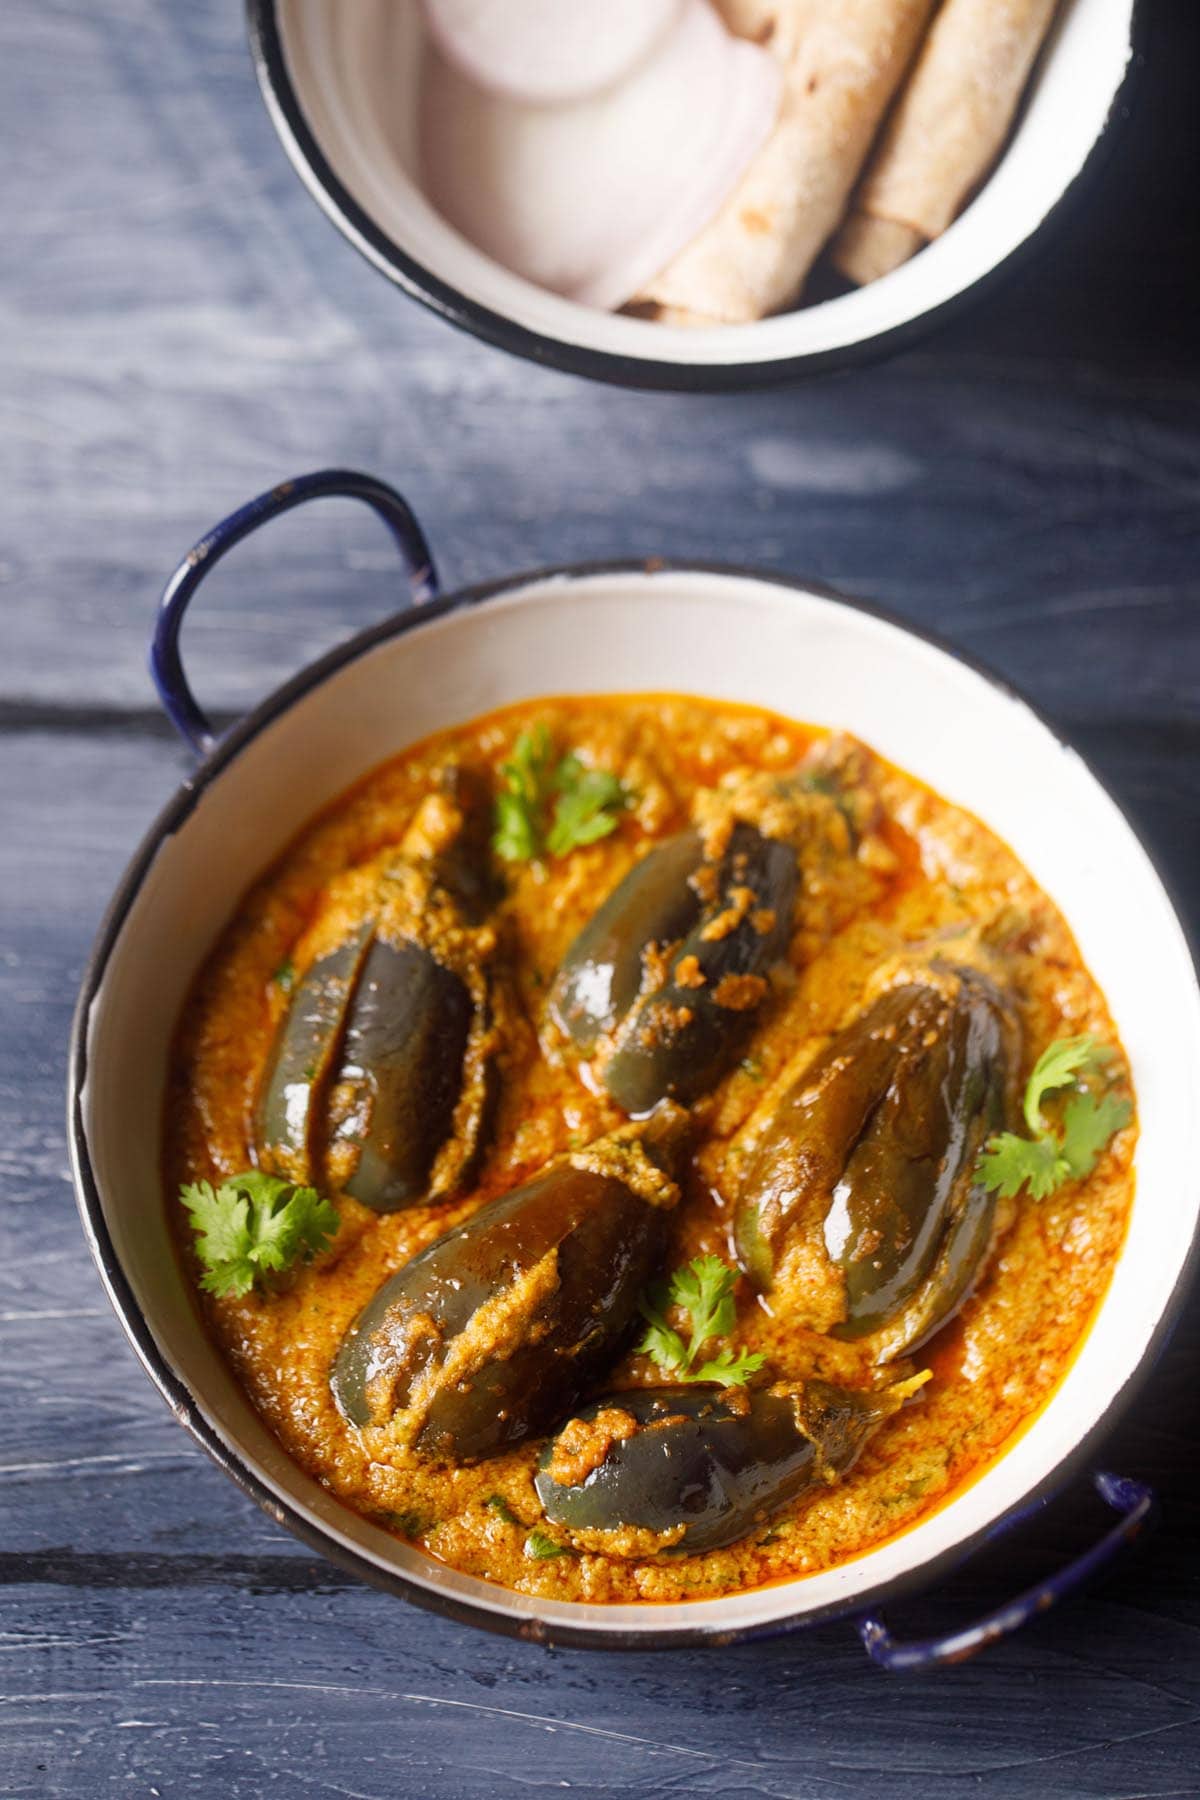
[3, 4, 1199, 1795]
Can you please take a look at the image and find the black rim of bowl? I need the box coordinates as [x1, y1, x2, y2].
[245, 0, 1147, 393]
[68, 558, 1200, 1650]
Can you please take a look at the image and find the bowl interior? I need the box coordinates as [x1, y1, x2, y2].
[77, 568, 1200, 1641]
[270, 0, 1135, 371]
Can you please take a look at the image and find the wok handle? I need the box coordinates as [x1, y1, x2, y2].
[150, 468, 439, 758]
[857, 1470, 1155, 1671]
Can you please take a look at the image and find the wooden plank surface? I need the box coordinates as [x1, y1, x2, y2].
[2, 1, 1199, 1796]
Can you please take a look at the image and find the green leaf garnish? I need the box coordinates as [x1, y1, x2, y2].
[380, 1509, 428, 1538]
[1020, 1035, 1110, 1136]
[976, 1035, 1130, 1201]
[1058, 1089, 1132, 1179]
[525, 1529, 573, 1561]
[492, 728, 627, 863]
[976, 1132, 1063, 1201]
[492, 724, 555, 862]
[692, 1346, 771, 1385]
[801, 771, 839, 797]
[273, 957, 295, 995]
[636, 1254, 766, 1388]
[546, 756, 626, 857]
[487, 1494, 519, 1525]
[180, 1171, 339, 1299]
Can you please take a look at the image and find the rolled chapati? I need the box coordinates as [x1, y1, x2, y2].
[635, 0, 936, 325]
[832, 0, 1060, 285]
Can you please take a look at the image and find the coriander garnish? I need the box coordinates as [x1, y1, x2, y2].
[636, 1254, 766, 1388]
[492, 726, 628, 863]
[180, 1171, 338, 1299]
[381, 1509, 428, 1538]
[545, 754, 626, 856]
[525, 1529, 573, 1561]
[976, 1035, 1131, 1200]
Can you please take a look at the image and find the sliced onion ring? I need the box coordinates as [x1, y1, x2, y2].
[420, 0, 782, 312]
[422, 0, 685, 106]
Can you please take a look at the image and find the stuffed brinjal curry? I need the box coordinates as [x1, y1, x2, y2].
[330, 1105, 687, 1460]
[550, 770, 855, 1112]
[256, 763, 499, 1213]
[168, 696, 1134, 1604]
[735, 962, 1021, 1363]
[536, 1374, 930, 1557]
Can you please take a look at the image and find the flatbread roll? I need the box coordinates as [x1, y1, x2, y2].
[636, 0, 935, 325]
[832, 0, 1059, 284]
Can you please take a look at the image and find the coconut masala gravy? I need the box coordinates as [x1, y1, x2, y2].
[167, 696, 1134, 1603]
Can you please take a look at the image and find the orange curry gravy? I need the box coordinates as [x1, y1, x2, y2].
[166, 696, 1135, 1603]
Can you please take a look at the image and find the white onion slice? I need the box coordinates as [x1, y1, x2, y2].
[419, 0, 782, 312]
[422, 0, 685, 105]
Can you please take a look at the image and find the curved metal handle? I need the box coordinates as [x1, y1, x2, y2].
[150, 468, 439, 757]
[858, 1470, 1156, 1671]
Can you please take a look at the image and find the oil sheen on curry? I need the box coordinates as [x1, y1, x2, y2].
[167, 696, 1135, 1603]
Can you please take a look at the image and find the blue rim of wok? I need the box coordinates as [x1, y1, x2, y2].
[68, 480, 1198, 1654]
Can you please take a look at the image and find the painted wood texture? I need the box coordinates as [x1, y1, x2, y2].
[2, 2, 1198, 1796]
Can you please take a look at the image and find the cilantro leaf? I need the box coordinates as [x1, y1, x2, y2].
[1022, 1035, 1111, 1136]
[492, 728, 627, 863]
[509, 723, 554, 796]
[525, 1529, 574, 1561]
[694, 1346, 770, 1386]
[492, 724, 555, 863]
[976, 1132, 1064, 1201]
[546, 757, 626, 857]
[1060, 1090, 1133, 1180]
[180, 1171, 338, 1299]
[381, 1509, 429, 1538]
[636, 1255, 765, 1388]
[671, 1254, 738, 1357]
[976, 1034, 1129, 1203]
[492, 790, 539, 863]
[634, 1283, 690, 1375]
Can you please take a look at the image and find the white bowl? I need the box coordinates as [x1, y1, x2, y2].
[247, 0, 1142, 388]
[71, 473, 1199, 1655]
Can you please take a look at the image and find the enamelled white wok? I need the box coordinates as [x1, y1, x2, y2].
[70, 470, 1200, 1659]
